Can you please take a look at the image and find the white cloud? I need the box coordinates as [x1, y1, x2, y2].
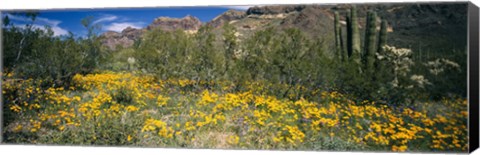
[36, 17, 61, 26]
[104, 22, 144, 32]
[7, 14, 61, 26]
[92, 15, 118, 25]
[221, 6, 254, 10]
[14, 24, 69, 36]
[5, 14, 32, 22]
[6, 14, 69, 36]
[49, 26, 69, 36]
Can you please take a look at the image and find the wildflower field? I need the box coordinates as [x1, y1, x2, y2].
[2, 71, 468, 152]
[1, 3, 469, 153]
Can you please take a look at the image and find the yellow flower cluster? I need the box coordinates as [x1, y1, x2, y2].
[227, 135, 240, 145]
[156, 95, 170, 107]
[274, 125, 306, 145]
[141, 118, 174, 139]
[2, 72, 468, 152]
[198, 90, 219, 106]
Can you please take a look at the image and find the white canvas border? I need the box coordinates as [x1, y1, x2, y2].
[0, 0, 477, 155]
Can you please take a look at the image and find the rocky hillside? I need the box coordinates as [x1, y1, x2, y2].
[100, 2, 468, 52]
[147, 15, 202, 32]
[100, 27, 144, 50]
[334, 3, 468, 52]
[206, 10, 246, 28]
[100, 15, 202, 50]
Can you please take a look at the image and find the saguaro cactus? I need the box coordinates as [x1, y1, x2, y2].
[334, 11, 344, 61]
[377, 19, 388, 55]
[347, 6, 361, 63]
[341, 6, 388, 71]
[362, 11, 378, 73]
[346, 10, 352, 59]
[374, 19, 388, 70]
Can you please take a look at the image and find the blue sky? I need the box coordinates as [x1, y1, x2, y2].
[3, 6, 251, 37]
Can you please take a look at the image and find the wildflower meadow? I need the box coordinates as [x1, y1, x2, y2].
[1, 3, 469, 153]
[2, 71, 468, 152]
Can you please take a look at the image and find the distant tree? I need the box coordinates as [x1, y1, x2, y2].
[2, 12, 39, 70]
[239, 27, 277, 81]
[2, 14, 105, 88]
[80, 16, 104, 73]
[134, 28, 195, 79]
[221, 22, 238, 77]
[193, 25, 222, 82]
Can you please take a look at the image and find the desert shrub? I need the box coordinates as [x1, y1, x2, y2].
[191, 25, 223, 82]
[2, 13, 39, 70]
[2, 15, 104, 88]
[335, 45, 435, 105]
[420, 51, 467, 100]
[112, 86, 134, 105]
[100, 48, 138, 72]
[231, 27, 335, 101]
[134, 28, 196, 79]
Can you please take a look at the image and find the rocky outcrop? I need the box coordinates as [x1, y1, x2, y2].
[341, 3, 468, 50]
[121, 27, 143, 40]
[246, 5, 306, 15]
[146, 15, 202, 31]
[99, 3, 468, 52]
[280, 5, 334, 37]
[100, 28, 143, 50]
[101, 16, 202, 50]
[206, 10, 246, 28]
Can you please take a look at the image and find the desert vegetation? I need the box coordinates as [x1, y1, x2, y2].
[2, 4, 468, 152]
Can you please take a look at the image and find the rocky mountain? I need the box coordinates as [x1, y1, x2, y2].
[332, 3, 468, 51]
[206, 10, 246, 28]
[147, 15, 202, 32]
[100, 15, 202, 50]
[100, 27, 144, 50]
[100, 3, 468, 52]
[246, 5, 306, 15]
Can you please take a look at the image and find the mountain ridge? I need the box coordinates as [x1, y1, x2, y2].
[100, 3, 468, 52]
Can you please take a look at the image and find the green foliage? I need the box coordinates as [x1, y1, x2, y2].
[112, 87, 134, 105]
[333, 8, 438, 105]
[131, 25, 334, 101]
[347, 6, 361, 63]
[2, 8, 467, 108]
[2, 15, 104, 88]
[375, 20, 388, 71]
[3, 14, 40, 69]
[377, 20, 388, 56]
[221, 22, 238, 78]
[236, 27, 277, 82]
[80, 16, 105, 72]
[419, 53, 467, 100]
[134, 28, 195, 79]
[362, 11, 377, 75]
[101, 48, 137, 71]
[238, 27, 333, 100]
[192, 25, 223, 82]
[270, 28, 310, 85]
[333, 11, 344, 61]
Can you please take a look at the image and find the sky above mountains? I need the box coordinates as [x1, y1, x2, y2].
[2, 6, 251, 37]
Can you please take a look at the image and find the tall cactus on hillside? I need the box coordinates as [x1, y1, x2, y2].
[377, 19, 388, 55]
[334, 11, 344, 61]
[222, 22, 237, 76]
[351, 6, 361, 63]
[375, 19, 388, 70]
[340, 5, 388, 71]
[346, 10, 352, 59]
[362, 11, 377, 73]
[346, 6, 361, 63]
